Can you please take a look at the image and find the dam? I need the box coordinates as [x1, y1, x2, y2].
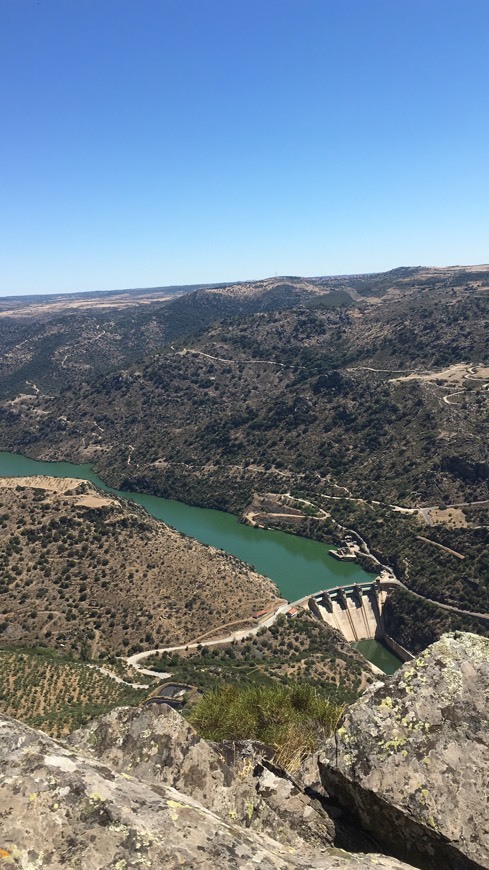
[304, 580, 413, 662]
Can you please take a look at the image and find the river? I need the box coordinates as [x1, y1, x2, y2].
[0, 450, 402, 672]
[0, 451, 371, 600]
[353, 639, 403, 675]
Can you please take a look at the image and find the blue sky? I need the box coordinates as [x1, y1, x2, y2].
[1, 0, 488, 295]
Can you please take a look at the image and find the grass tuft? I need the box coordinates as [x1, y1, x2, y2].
[188, 681, 343, 771]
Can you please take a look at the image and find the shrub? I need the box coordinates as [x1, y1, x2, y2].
[188, 681, 343, 771]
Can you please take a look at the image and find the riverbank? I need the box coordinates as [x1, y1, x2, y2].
[0, 451, 373, 602]
[0, 451, 407, 673]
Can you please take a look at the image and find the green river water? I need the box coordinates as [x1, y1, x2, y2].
[0, 451, 402, 672]
[353, 639, 403, 675]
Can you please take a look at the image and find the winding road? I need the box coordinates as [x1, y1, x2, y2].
[125, 483, 489, 680]
[176, 347, 301, 370]
[126, 603, 292, 677]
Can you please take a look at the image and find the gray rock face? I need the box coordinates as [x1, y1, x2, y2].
[317, 632, 489, 870]
[0, 712, 414, 869]
[69, 704, 335, 854]
[68, 704, 236, 817]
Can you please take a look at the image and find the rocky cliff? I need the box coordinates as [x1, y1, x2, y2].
[317, 632, 489, 869]
[0, 631, 487, 869]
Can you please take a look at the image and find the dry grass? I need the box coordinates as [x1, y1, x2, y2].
[188, 681, 344, 772]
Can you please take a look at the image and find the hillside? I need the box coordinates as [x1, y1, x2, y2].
[0, 645, 146, 737]
[0, 280, 239, 399]
[0, 477, 281, 658]
[144, 612, 375, 705]
[2, 264, 487, 401]
[0, 264, 487, 650]
[0, 275, 333, 400]
[1, 265, 487, 504]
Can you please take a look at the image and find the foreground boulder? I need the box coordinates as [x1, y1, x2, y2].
[0, 713, 414, 869]
[318, 632, 489, 870]
[69, 703, 336, 853]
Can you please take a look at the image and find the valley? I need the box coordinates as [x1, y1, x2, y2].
[0, 265, 488, 735]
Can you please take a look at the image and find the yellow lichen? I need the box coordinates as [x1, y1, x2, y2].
[381, 736, 407, 755]
[427, 815, 441, 832]
[167, 800, 193, 810]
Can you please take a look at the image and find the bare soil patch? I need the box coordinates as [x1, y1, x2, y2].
[427, 508, 467, 528]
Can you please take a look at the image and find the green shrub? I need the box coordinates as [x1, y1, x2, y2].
[188, 681, 343, 771]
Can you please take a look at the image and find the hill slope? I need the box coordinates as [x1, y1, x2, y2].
[0, 646, 146, 737]
[0, 477, 281, 658]
[3, 266, 486, 508]
[3, 264, 487, 400]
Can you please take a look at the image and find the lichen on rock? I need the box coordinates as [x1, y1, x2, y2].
[69, 704, 336, 854]
[0, 711, 415, 869]
[317, 632, 489, 870]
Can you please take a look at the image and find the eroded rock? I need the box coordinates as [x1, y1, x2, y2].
[69, 704, 335, 854]
[317, 632, 489, 870]
[0, 712, 415, 869]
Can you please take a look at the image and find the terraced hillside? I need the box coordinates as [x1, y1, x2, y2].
[0, 646, 146, 736]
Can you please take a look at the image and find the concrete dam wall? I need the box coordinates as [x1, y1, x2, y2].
[306, 581, 413, 661]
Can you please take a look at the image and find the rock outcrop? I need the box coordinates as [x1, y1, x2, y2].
[317, 632, 489, 870]
[69, 704, 336, 854]
[0, 712, 414, 869]
[1, 630, 487, 868]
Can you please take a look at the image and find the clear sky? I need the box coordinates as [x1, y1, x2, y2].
[1, 0, 488, 295]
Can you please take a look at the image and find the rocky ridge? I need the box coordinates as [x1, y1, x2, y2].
[0, 632, 487, 868]
[68, 704, 336, 856]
